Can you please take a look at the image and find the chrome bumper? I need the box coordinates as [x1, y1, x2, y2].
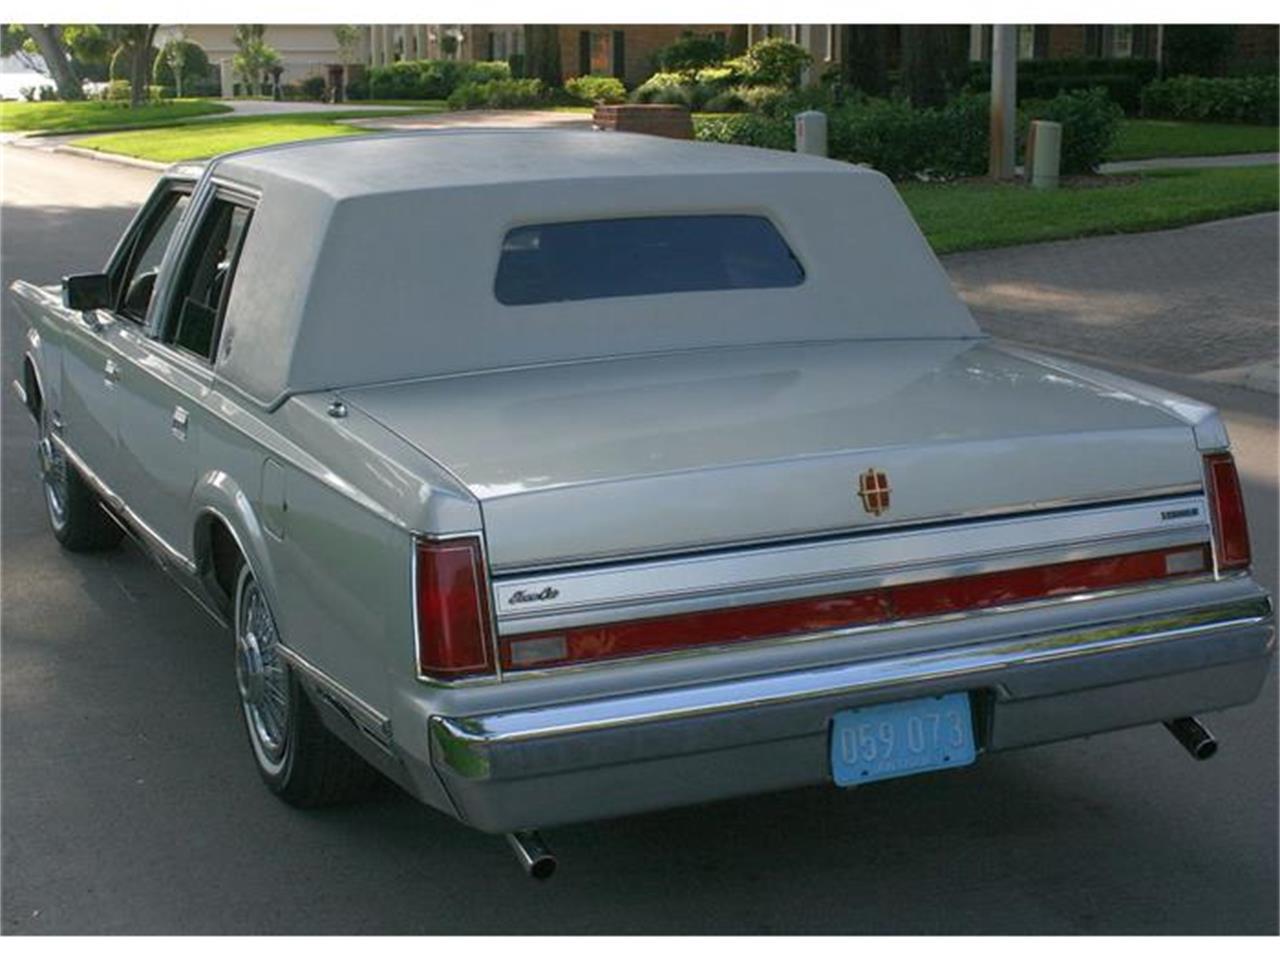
[428, 592, 1274, 832]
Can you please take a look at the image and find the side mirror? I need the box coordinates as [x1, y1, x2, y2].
[61, 273, 112, 312]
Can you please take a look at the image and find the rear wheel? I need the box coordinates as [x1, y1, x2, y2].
[233, 562, 377, 806]
[37, 406, 123, 552]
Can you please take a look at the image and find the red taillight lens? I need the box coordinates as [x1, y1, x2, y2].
[416, 537, 494, 679]
[1204, 453, 1251, 570]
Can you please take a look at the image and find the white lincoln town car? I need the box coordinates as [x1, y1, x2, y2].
[9, 130, 1273, 878]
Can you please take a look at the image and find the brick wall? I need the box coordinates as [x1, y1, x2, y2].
[1234, 24, 1279, 63]
[1046, 25, 1087, 59]
[557, 25, 734, 85]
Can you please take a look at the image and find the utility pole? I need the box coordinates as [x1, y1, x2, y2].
[989, 25, 1017, 179]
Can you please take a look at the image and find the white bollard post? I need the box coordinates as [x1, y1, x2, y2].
[1030, 120, 1062, 190]
[795, 110, 828, 157]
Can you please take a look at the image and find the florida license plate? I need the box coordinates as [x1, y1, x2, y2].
[830, 693, 976, 787]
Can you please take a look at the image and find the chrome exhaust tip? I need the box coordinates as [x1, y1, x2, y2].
[1164, 716, 1218, 761]
[506, 830, 556, 880]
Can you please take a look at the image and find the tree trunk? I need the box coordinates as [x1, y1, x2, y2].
[24, 24, 84, 100]
[841, 25, 890, 97]
[900, 25, 969, 109]
[126, 26, 157, 107]
[523, 25, 562, 87]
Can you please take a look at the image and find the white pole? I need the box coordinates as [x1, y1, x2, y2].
[989, 25, 1017, 179]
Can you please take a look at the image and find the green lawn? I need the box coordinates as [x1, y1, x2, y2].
[1110, 119, 1279, 161]
[68, 110, 429, 163]
[902, 165, 1279, 255]
[0, 98, 232, 133]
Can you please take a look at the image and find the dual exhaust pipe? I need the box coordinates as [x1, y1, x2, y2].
[501, 717, 1217, 879]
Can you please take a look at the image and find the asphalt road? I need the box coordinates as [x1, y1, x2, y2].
[2, 145, 1276, 934]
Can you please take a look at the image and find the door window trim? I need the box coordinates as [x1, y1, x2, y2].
[105, 177, 195, 322]
[151, 180, 259, 366]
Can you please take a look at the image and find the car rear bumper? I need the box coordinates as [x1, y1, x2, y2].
[425, 587, 1274, 833]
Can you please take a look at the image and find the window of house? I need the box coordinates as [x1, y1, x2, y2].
[495, 215, 806, 306]
[1111, 25, 1134, 58]
[162, 196, 254, 361]
[115, 189, 191, 323]
[1018, 25, 1036, 60]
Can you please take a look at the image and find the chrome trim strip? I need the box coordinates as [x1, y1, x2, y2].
[52, 434, 198, 577]
[488, 483, 1203, 575]
[492, 496, 1210, 631]
[10, 377, 29, 412]
[432, 596, 1273, 753]
[279, 644, 393, 745]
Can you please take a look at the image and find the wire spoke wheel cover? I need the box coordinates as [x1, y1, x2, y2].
[37, 412, 68, 532]
[235, 568, 291, 775]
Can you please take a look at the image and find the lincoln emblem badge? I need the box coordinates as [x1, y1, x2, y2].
[857, 468, 891, 516]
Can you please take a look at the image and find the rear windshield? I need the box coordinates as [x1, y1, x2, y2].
[494, 215, 805, 306]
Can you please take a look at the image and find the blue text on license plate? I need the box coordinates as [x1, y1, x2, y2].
[830, 693, 976, 787]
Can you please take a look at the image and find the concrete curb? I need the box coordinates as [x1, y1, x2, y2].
[1197, 361, 1280, 396]
[51, 144, 169, 172]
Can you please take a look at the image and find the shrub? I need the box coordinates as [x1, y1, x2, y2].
[100, 80, 132, 101]
[653, 32, 727, 74]
[694, 65, 741, 88]
[447, 77, 544, 110]
[565, 74, 627, 104]
[733, 85, 791, 115]
[725, 37, 812, 89]
[964, 58, 1156, 114]
[694, 113, 794, 150]
[1027, 87, 1123, 174]
[299, 75, 328, 101]
[153, 39, 213, 94]
[1140, 74, 1280, 125]
[365, 59, 511, 100]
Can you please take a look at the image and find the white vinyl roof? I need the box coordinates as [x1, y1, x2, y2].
[204, 130, 981, 408]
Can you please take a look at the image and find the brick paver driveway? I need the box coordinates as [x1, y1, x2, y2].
[945, 212, 1279, 385]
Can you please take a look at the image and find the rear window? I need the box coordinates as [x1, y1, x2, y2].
[494, 215, 805, 306]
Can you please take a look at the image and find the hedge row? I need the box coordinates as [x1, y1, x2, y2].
[446, 78, 544, 110]
[1140, 75, 1279, 125]
[349, 59, 512, 100]
[696, 87, 1122, 180]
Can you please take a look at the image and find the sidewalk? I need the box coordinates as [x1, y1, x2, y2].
[1100, 151, 1279, 174]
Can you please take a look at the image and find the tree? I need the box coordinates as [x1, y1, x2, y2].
[161, 32, 189, 97]
[232, 25, 281, 98]
[333, 24, 361, 101]
[840, 25, 891, 97]
[19, 24, 84, 100]
[112, 25, 158, 107]
[900, 25, 969, 109]
[523, 25, 561, 87]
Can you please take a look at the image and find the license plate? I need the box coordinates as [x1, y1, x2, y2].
[830, 693, 976, 787]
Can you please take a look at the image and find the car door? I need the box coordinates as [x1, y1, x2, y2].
[114, 184, 257, 558]
[57, 180, 192, 492]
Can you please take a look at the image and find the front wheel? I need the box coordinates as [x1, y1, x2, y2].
[37, 407, 123, 552]
[233, 563, 377, 806]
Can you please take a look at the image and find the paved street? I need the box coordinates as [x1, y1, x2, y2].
[1, 145, 1276, 934]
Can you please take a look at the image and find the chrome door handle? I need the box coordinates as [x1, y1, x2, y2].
[103, 359, 120, 385]
[171, 406, 189, 441]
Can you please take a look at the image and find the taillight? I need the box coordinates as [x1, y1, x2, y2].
[415, 536, 495, 679]
[1204, 452, 1251, 571]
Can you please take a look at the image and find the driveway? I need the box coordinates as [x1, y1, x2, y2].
[347, 108, 592, 131]
[946, 212, 1280, 390]
[1, 145, 1275, 934]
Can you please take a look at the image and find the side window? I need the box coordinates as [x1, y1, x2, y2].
[162, 196, 253, 362]
[116, 190, 191, 322]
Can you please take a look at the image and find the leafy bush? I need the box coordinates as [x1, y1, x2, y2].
[565, 74, 627, 103]
[153, 39, 213, 93]
[299, 75, 328, 101]
[694, 113, 795, 151]
[965, 58, 1156, 114]
[630, 71, 715, 109]
[1140, 74, 1280, 125]
[653, 32, 727, 74]
[725, 37, 812, 89]
[447, 77, 544, 110]
[1025, 87, 1123, 173]
[100, 80, 133, 101]
[366, 59, 512, 100]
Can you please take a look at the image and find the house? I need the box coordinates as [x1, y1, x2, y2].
[155, 24, 364, 95]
